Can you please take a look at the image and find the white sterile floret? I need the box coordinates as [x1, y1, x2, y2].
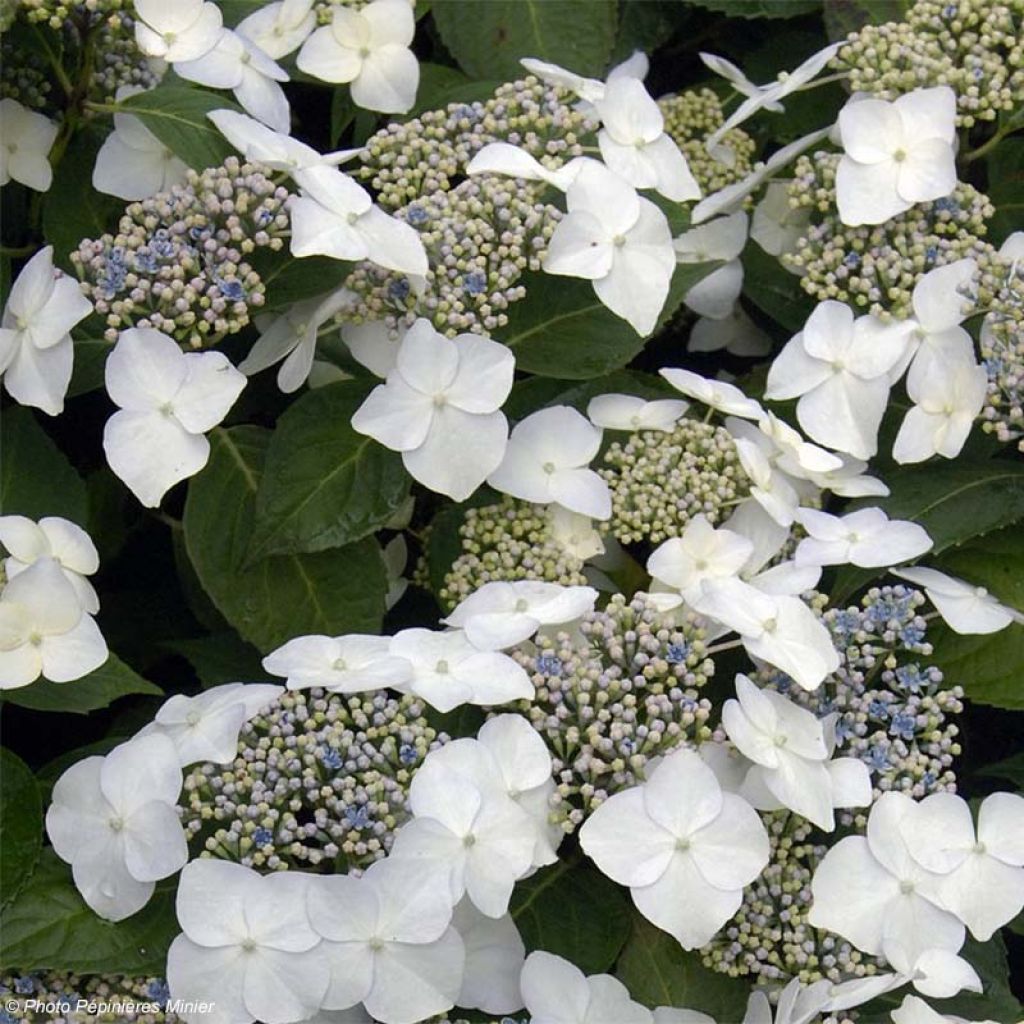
[138, 682, 284, 766]
[700, 52, 783, 111]
[388, 627, 532, 712]
[580, 747, 769, 948]
[794, 507, 933, 569]
[646, 514, 754, 603]
[547, 505, 606, 561]
[305, 857, 463, 1024]
[586, 393, 688, 432]
[765, 300, 915, 459]
[176, 28, 291, 133]
[750, 180, 812, 258]
[289, 164, 428, 275]
[93, 86, 189, 200]
[673, 210, 748, 321]
[240, 288, 354, 393]
[384, 534, 409, 609]
[0, 514, 100, 613]
[46, 734, 187, 922]
[0, 98, 59, 192]
[487, 405, 612, 520]
[892, 566, 1023, 635]
[102, 327, 247, 508]
[133, 0, 223, 63]
[351, 318, 514, 500]
[520, 950, 654, 1024]
[659, 367, 763, 419]
[742, 978, 833, 1024]
[262, 632, 413, 693]
[689, 307, 772, 358]
[891, 994, 999, 1024]
[722, 674, 871, 831]
[594, 77, 700, 202]
[390, 739, 538, 918]
[0, 245, 93, 416]
[452, 898, 526, 1016]
[835, 86, 957, 227]
[465, 142, 586, 192]
[898, 791, 1024, 941]
[443, 580, 598, 650]
[542, 160, 675, 336]
[297, 0, 419, 114]
[807, 792, 965, 963]
[798, 452, 890, 499]
[167, 859, 328, 1024]
[0, 558, 107, 689]
[733, 437, 800, 528]
[743, 411, 843, 478]
[237, 0, 316, 59]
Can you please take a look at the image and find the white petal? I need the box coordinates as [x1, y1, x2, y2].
[351, 43, 419, 114]
[978, 791, 1024, 866]
[166, 937, 249, 1024]
[39, 613, 108, 682]
[366, 929, 464, 1024]
[356, 204, 429, 277]
[350, 377, 433, 452]
[3, 334, 72, 416]
[835, 156, 909, 227]
[123, 801, 188, 881]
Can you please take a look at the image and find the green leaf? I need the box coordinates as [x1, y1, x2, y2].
[330, 87, 356, 146]
[831, 460, 1024, 602]
[250, 381, 410, 560]
[37, 737, 129, 803]
[925, 526, 1024, 709]
[742, 242, 815, 334]
[503, 261, 721, 379]
[119, 83, 238, 171]
[251, 252, 356, 310]
[409, 63, 495, 116]
[0, 749, 43, 911]
[612, 0, 684, 63]
[823, 0, 912, 40]
[184, 426, 388, 652]
[0, 407, 88, 524]
[680, 0, 821, 16]
[68, 337, 113, 398]
[431, 0, 618, 81]
[616, 914, 749, 1017]
[0, 851, 178, 974]
[511, 860, 632, 974]
[42, 128, 122, 269]
[1, 653, 162, 714]
[981, 749, 1024, 789]
[987, 134, 1024, 245]
[167, 632, 276, 688]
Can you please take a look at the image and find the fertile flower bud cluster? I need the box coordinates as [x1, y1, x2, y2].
[342, 174, 561, 336]
[598, 418, 751, 545]
[358, 75, 594, 209]
[657, 88, 757, 196]
[700, 813, 886, 987]
[834, 0, 1024, 127]
[784, 153, 995, 318]
[180, 688, 448, 874]
[439, 496, 589, 611]
[89, 15, 165, 104]
[980, 256, 1024, 450]
[71, 158, 289, 345]
[0, 971, 178, 1022]
[765, 585, 964, 809]
[512, 593, 714, 828]
[312, 0, 370, 24]
[0, 41, 51, 110]
[17, 0, 127, 29]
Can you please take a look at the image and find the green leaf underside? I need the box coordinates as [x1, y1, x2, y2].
[503, 261, 722, 379]
[184, 426, 388, 653]
[249, 381, 410, 559]
[1, 654, 162, 714]
[0, 748, 43, 911]
[0, 852, 177, 974]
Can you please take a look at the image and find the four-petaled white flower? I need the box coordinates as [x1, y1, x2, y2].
[742, 978, 833, 1024]
[766, 300, 915, 459]
[836, 87, 957, 227]
[722, 674, 871, 831]
[586, 393, 688, 432]
[0, 514, 100, 613]
[733, 437, 800, 528]
[351, 318, 514, 500]
[237, 0, 316, 59]
[580, 746, 769, 949]
[388, 627, 533, 712]
[594, 77, 700, 202]
[674, 211, 748, 320]
[0, 245, 93, 416]
[543, 160, 675, 336]
[93, 87, 189, 201]
[0, 558, 107, 689]
[290, 164, 428, 275]
[297, 0, 419, 113]
[139, 682, 284, 766]
[547, 505, 606, 561]
[646, 514, 754, 603]
[102, 327, 247, 508]
[892, 566, 1023, 635]
[46, 733, 188, 921]
[488, 405, 612, 520]
[0, 98, 58, 192]
[262, 632, 414, 693]
[751, 180, 812, 258]
[794, 507, 933, 569]
[167, 859, 328, 1024]
[443, 580, 598, 650]
[807, 791, 965, 963]
[133, 0, 223, 63]
[660, 367, 763, 419]
[240, 288, 355, 393]
[520, 950, 654, 1024]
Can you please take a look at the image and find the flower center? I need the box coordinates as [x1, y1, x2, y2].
[675, 837, 691, 851]
[108, 816, 125, 833]
[241, 937, 257, 952]
[514, 598, 529, 612]
[159, 401, 175, 418]
[773, 734, 787, 747]
[28, 632, 43, 647]
[974, 586, 988, 598]
[542, 461, 556, 474]
[893, 148, 907, 163]
[347, 212, 360, 225]
[368, 936, 384, 951]
[974, 840, 987, 854]
[612, 234, 627, 248]
[333, 657, 348, 671]
[435, 659, 449, 674]
[899, 879, 915, 894]
[433, 393, 447, 407]
[186, 710, 202, 727]
[359, 47, 371, 58]
[463, 833, 477, 847]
